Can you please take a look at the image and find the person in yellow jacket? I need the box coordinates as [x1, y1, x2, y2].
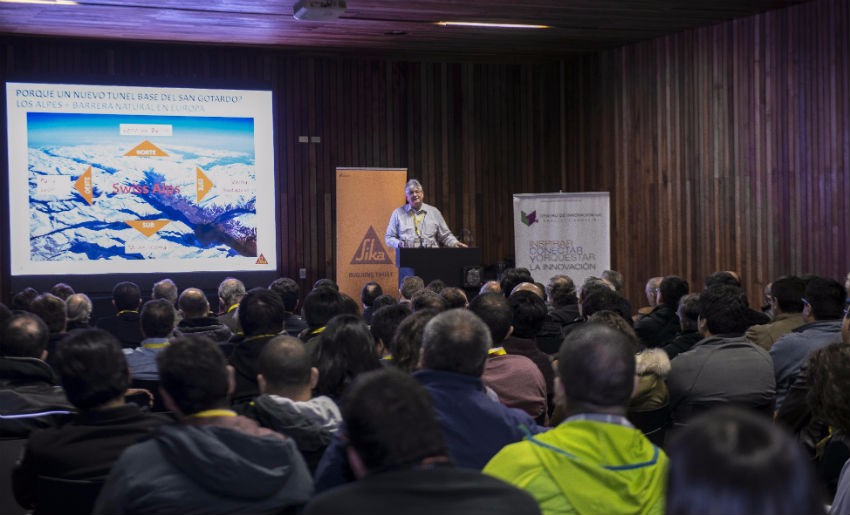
[484, 323, 668, 515]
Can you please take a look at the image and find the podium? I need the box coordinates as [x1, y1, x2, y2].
[395, 247, 482, 289]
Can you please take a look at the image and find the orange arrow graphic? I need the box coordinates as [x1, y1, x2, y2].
[125, 220, 171, 238]
[196, 166, 214, 203]
[74, 166, 94, 205]
[124, 140, 168, 157]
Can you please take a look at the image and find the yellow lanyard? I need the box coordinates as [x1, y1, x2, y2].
[310, 326, 326, 336]
[412, 211, 424, 236]
[142, 341, 169, 349]
[189, 409, 237, 419]
[226, 304, 238, 314]
[488, 347, 507, 356]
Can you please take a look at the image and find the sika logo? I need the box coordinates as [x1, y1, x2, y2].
[351, 226, 393, 265]
[521, 210, 538, 227]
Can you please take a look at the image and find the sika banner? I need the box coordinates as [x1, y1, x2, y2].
[336, 168, 407, 303]
[513, 192, 610, 288]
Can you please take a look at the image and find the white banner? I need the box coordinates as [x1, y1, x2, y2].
[513, 192, 610, 287]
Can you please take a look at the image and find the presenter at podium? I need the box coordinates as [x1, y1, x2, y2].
[385, 179, 468, 249]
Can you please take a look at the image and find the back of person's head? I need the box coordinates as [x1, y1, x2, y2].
[704, 271, 742, 289]
[342, 368, 447, 474]
[587, 310, 641, 352]
[314, 314, 381, 399]
[557, 323, 636, 410]
[0, 313, 49, 358]
[803, 276, 846, 320]
[370, 304, 412, 348]
[769, 276, 806, 314]
[312, 278, 339, 291]
[268, 277, 300, 312]
[677, 293, 701, 332]
[66, 293, 93, 326]
[50, 282, 75, 301]
[152, 278, 178, 304]
[157, 335, 230, 415]
[141, 299, 176, 339]
[218, 277, 246, 308]
[238, 288, 285, 336]
[601, 270, 624, 292]
[500, 267, 533, 298]
[29, 293, 67, 334]
[389, 309, 439, 373]
[579, 277, 615, 301]
[339, 293, 362, 317]
[699, 285, 751, 334]
[581, 287, 624, 319]
[479, 280, 502, 295]
[371, 294, 397, 310]
[11, 287, 39, 312]
[660, 275, 690, 309]
[439, 287, 468, 309]
[807, 343, 850, 435]
[421, 309, 492, 377]
[411, 289, 446, 312]
[360, 281, 383, 307]
[510, 282, 545, 299]
[112, 281, 142, 311]
[54, 329, 130, 410]
[508, 290, 547, 338]
[301, 286, 344, 330]
[258, 335, 312, 392]
[400, 276, 424, 300]
[178, 287, 210, 319]
[546, 274, 577, 306]
[468, 292, 512, 343]
[666, 407, 825, 515]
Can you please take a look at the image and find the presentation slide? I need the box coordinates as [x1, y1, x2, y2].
[5, 82, 278, 277]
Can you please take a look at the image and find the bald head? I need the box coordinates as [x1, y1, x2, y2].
[178, 288, 210, 319]
[511, 282, 545, 299]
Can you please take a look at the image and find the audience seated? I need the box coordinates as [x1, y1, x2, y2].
[304, 368, 541, 515]
[634, 276, 663, 321]
[312, 315, 382, 402]
[505, 290, 555, 412]
[439, 286, 468, 309]
[151, 278, 178, 305]
[537, 274, 581, 354]
[216, 277, 246, 333]
[469, 293, 548, 424]
[29, 293, 68, 369]
[65, 293, 93, 331]
[370, 293, 397, 311]
[245, 335, 342, 473]
[479, 280, 502, 295]
[299, 286, 345, 355]
[228, 288, 286, 405]
[634, 275, 688, 348]
[173, 287, 232, 349]
[93, 336, 312, 514]
[484, 323, 668, 515]
[49, 282, 75, 301]
[410, 288, 447, 312]
[667, 285, 776, 426]
[499, 267, 533, 298]
[368, 303, 411, 362]
[359, 281, 382, 324]
[269, 277, 309, 336]
[770, 276, 845, 410]
[95, 281, 144, 348]
[0, 313, 74, 437]
[746, 275, 806, 350]
[398, 275, 424, 304]
[388, 309, 439, 373]
[124, 299, 176, 381]
[10, 287, 38, 312]
[663, 293, 702, 359]
[665, 407, 825, 515]
[13, 329, 169, 512]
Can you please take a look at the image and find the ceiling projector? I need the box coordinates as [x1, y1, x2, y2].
[293, 0, 347, 21]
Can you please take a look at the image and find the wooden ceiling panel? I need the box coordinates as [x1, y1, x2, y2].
[0, 0, 812, 56]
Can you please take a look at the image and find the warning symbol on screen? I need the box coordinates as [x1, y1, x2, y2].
[256, 254, 268, 264]
[350, 226, 392, 265]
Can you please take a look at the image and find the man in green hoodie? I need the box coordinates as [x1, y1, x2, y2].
[484, 323, 668, 515]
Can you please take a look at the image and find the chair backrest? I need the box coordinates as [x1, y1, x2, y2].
[0, 438, 29, 515]
[628, 403, 671, 447]
[33, 475, 105, 515]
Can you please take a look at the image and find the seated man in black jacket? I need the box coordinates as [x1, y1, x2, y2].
[95, 281, 144, 348]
